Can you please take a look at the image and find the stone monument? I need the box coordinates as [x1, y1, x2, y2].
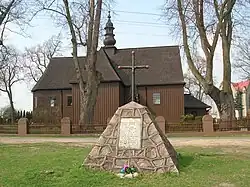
[83, 51, 179, 174]
[83, 101, 179, 173]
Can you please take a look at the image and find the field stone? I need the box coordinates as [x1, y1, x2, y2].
[89, 146, 100, 156]
[98, 136, 106, 144]
[142, 139, 151, 148]
[151, 134, 163, 145]
[83, 101, 179, 174]
[137, 159, 152, 168]
[115, 158, 128, 166]
[123, 150, 133, 157]
[148, 123, 156, 136]
[145, 147, 157, 158]
[99, 146, 111, 155]
[152, 159, 165, 167]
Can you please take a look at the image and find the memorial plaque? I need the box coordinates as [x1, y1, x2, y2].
[118, 118, 142, 149]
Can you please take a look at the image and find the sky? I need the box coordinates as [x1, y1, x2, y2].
[1, 0, 241, 111]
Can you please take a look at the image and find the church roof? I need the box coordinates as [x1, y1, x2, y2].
[31, 45, 184, 92]
[104, 46, 184, 86]
[31, 13, 184, 92]
[184, 94, 211, 109]
[31, 49, 120, 91]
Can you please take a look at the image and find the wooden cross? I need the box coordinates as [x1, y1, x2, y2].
[118, 51, 149, 102]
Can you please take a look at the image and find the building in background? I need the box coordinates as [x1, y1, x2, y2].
[184, 94, 211, 116]
[31, 13, 210, 124]
[232, 80, 250, 119]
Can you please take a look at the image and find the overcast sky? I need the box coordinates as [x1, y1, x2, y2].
[1, 0, 240, 111]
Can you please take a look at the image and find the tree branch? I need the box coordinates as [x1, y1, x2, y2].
[177, 0, 207, 90]
[0, 0, 15, 25]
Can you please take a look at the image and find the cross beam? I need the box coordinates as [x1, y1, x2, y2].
[118, 51, 149, 102]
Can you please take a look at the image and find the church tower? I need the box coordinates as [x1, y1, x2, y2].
[103, 11, 116, 49]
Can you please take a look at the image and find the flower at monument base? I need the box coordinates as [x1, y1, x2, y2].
[116, 164, 138, 178]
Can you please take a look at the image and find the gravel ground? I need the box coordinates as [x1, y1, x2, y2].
[1, 136, 250, 148]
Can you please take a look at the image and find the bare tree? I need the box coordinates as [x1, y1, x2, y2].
[0, 46, 23, 124]
[0, 0, 29, 45]
[23, 35, 62, 83]
[0, 0, 31, 74]
[163, 0, 249, 122]
[184, 55, 206, 100]
[233, 38, 250, 79]
[0, 0, 15, 43]
[184, 55, 218, 103]
[34, 0, 104, 124]
[184, 71, 206, 100]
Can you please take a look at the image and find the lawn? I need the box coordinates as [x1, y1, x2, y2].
[0, 143, 250, 187]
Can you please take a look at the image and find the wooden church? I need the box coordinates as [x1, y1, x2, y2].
[31, 13, 208, 124]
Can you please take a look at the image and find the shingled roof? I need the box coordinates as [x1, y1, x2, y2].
[32, 49, 121, 91]
[104, 46, 184, 86]
[184, 94, 211, 109]
[32, 45, 184, 92]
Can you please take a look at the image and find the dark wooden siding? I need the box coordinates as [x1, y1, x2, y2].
[137, 85, 184, 122]
[72, 84, 80, 124]
[138, 87, 147, 106]
[62, 90, 73, 118]
[33, 89, 73, 123]
[72, 82, 121, 124]
[33, 83, 184, 124]
[119, 83, 125, 106]
[33, 90, 61, 110]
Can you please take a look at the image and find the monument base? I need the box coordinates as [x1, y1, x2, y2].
[83, 101, 179, 173]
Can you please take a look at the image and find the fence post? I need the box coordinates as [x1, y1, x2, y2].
[18, 118, 28, 136]
[155, 116, 166, 134]
[202, 114, 214, 133]
[61, 117, 71, 136]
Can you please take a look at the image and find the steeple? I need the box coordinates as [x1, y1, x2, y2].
[103, 11, 116, 47]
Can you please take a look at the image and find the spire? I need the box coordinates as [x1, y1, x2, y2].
[103, 11, 116, 47]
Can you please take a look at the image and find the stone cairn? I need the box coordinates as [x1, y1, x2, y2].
[83, 101, 179, 175]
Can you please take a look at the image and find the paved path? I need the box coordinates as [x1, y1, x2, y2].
[1, 136, 250, 147]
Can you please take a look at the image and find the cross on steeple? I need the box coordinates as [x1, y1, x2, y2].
[118, 51, 149, 102]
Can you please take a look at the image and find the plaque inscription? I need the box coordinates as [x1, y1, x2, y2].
[118, 118, 142, 149]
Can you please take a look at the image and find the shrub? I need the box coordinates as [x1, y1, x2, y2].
[180, 114, 195, 122]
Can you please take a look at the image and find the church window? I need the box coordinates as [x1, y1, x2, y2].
[153, 93, 161, 105]
[67, 95, 72, 106]
[49, 97, 56, 107]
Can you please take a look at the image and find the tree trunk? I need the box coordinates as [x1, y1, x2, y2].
[176, 0, 235, 124]
[219, 0, 235, 125]
[80, 0, 103, 125]
[62, 0, 102, 125]
[80, 70, 101, 124]
[209, 85, 235, 128]
[7, 91, 15, 124]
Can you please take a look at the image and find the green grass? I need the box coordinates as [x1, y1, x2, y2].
[1, 144, 250, 187]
